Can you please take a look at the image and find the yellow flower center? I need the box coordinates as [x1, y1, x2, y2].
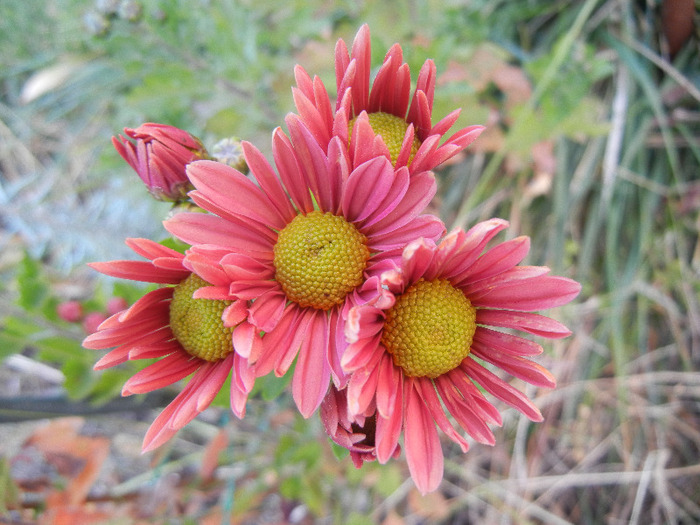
[348, 112, 421, 166]
[273, 211, 370, 310]
[381, 278, 477, 378]
[169, 274, 234, 362]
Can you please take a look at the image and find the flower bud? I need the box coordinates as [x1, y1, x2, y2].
[210, 137, 248, 174]
[112, 123, 208, 202]
[320, 385, 400, 468]
[57, 300, 84, 323]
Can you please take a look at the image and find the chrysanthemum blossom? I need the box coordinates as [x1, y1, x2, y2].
[113, 123, 208, 202]
[293, 24, 484, 174]
[82, 238, 259, 452]
[321, 385, 400, 467]
[165, 118, 445, 419]
[341, 219, 581, 494]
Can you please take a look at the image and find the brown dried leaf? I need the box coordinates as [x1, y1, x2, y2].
[491, 64, 532, 110]
[24, 417, 110, 507]
[200, 428, 228, 482]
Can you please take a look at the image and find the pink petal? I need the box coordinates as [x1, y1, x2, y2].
[369, 214, 445, 251]
[375, 352, 401, 419]
[222, 300, 248, 327]
[272, 128, 315, 214]
[291, 86, 332, 153]
[429, 108, 461, 138]
[220, 252, 275, 282]
[364, 171, 437, 237]
[88, 260, 188, 284]
[328, 308, 348, 388]
[440, 219, 510, 281]
[408, 91, 434, 149]
[285, 116, 335, 212]
[292, 311, 331, 418]
[231, 353, 254, 418]
[435, 376, 496, 445]
[375, 372, 403, 463]
[418, 379, 469, 452]
[294, 64, 314, 99]
[231, 320, 260, 359]
[255, 306, 309, 377]
[125, 238, 184, 261]
[348, 24, 371, 113]
[462, 358, 543, 422]
[471, 345, 556, 388]
[473, 327, 543, 356]
[142, 399, 180, 452]
[188, 159, 286, 229]
[82, 312, 170, 349]
[345, 304, 385, 344]
[346, 360, 380, 417]
[341, 333, 383, 373]
[404, 378, 444, 494]
[458, 236, 531, 284]
[477, 309, 573, 338]
[93, 346, 130, 370]
[394, 125, 416, 170]
[447, 368, 503, 426]
[171, 357, 233, 428]
[341, 156, 395, 223]
[166, 211, 276, 254]
[118, 287, 172, 322]
[122, 352, 199, 395]
[128, 341, 181, 360]
[192, 285, 229, 301]
[247, 289, 287, 332]
[349, 112, 390, 168]
[400, 237, 437, 284]
[359, 166, 410, 229]
[471, 274, 581, 311]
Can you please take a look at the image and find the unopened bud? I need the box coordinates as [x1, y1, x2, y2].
[57, 301, 84, 323]
[210, 137, 248, 174]
[112, 123, 208, 202]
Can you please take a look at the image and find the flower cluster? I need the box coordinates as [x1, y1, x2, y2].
[84, 25, 580, 494]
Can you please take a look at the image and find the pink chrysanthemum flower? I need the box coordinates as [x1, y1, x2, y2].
[321, 384, 400, 468]
[341, 219, 581, 494]
[165, 118, 445, 418]
[113, 123, 208, 202]
[83, 238, 259, 451]
[293, 24, 484, 173]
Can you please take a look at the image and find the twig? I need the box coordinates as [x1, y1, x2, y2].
[487, 462, 700, 494]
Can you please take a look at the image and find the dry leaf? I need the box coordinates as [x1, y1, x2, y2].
[200, 428, 229, 482]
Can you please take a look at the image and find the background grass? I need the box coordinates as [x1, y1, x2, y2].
[1, 0, 699, 523]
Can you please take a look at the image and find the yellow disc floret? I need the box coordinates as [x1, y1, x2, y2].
[169, 274, 234, 362]
[348, 112, 421, 166]
[273, 211, 370, 310]
[381, 278, 477, 378]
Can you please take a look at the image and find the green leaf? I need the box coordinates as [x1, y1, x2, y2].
[36, 336, 86, 363]
[88, 368, 132, 405]
[0, 331, 25, 359]
[62, 359, 96, 400]
[253, 367, 293, 401]
[17, 253, 48, 311]
[159, 237, 190, 255]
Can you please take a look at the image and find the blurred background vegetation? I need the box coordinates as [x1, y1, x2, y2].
[1, 0, 699, 523]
